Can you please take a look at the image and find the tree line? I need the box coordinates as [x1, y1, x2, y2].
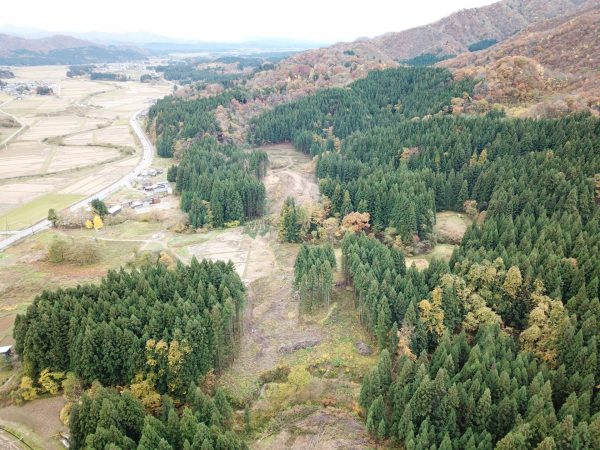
[293, 244, 336, 311]
[175, 137, 267, 228]
[148, 90, 269, 228]
[70, 382, 246, 450]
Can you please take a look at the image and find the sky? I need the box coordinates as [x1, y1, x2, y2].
[2, 0, 498, 43]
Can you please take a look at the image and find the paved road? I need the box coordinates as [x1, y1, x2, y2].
[0, 109, 155, 251]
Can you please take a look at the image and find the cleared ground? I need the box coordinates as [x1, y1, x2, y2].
[261, 143, 320, 214]
[0, 65, 171, 230]
[434, 211, 472, 243]
[0, 396, 66, 450]
[405, 211, 473, 269]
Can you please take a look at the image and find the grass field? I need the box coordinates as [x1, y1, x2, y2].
[0, 193, 83, 230]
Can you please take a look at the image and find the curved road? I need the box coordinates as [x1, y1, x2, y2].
[0, 109, 155, 251]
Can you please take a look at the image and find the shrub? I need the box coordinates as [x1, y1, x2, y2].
[47, 237, 100, 264]
[91, 198, 108, 216]
[259, 365, 291, 385]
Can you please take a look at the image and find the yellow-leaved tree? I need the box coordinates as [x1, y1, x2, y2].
[10, 376, 38, 404]
[129, 374, 162, 412]
[93, 214, 103, 230]
[521, 291, 569, 366]
[145, 338, 192, 398]
[38, 369, 65, 395]
[419, 287, 445, 337]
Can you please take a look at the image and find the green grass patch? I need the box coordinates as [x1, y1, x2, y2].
[289, 290, 377, 383]
[0, 194, 84, 230]
[243, 219, 271, 239]
[427, 243, 456, 261]
[166, 229, 223, 248]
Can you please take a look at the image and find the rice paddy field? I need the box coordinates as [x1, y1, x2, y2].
[0, 65, 171, 230]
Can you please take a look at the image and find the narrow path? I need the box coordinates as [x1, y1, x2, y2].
[38, 145, 59, 174]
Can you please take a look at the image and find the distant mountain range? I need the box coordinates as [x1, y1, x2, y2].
[2, 0, 598, 119]
[242, 0, 600, 115]
[0, 25, 326, 65]
[0, 33, 147, 65]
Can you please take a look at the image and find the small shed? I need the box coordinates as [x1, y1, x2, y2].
[0, 345, 12, 357]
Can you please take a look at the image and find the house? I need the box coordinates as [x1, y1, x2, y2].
[108, 205, 122, 216]
[153, 186, 168, 196]
[141, 168, 157, 177]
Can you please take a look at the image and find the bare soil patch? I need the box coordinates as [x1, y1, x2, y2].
[0, 396, 66, 450]
[260, 143, 319, 213]
[253, 407, 371, 450]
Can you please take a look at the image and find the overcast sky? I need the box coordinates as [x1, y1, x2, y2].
[3, 0, 498, 43]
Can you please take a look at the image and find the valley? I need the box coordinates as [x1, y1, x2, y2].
[0, 137, 468, 448]
[1, 1, 600, 449]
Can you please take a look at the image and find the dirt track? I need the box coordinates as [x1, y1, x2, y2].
[262, 143, 319, 213]
[214, 145, 372, 449]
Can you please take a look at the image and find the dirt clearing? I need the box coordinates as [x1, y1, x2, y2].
[260, 143, 319, 214]
[434, 211, 472, 243]
[211, 144, 373, 448]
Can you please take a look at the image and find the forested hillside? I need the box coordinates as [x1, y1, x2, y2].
[148, 92, 268, 228]
[255, 65, 600, 447]
[441, 5, 600, 115]
[249, 67, 475, 147]
[148, 90, 250, 158]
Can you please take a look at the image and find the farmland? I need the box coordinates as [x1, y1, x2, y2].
[0, 65, 171, 229]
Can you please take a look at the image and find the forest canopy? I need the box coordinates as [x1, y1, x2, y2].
[249, 65, 600, 448]
[14, 258, 246, 397]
